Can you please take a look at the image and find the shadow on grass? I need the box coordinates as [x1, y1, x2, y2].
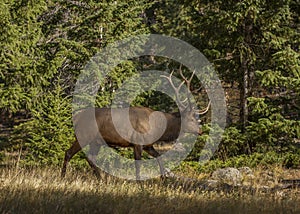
[1, 182, 300, 214]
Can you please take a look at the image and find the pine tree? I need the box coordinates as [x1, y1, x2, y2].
[154, 0, 300, 162]
[4, 0, 154, 165]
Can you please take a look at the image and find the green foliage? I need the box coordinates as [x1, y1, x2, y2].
[0, 0, 47, 112]
[1, 0, 299, 169]
[218, 127, 247, 158]
[154, 0, 300, 165]
[198, 151, 300, 173]
[1, 0, 153, 165]
[188, 124, 226, 161]
[11, 82, 76, 165]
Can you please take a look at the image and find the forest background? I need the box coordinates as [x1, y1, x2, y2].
[0, 0, 299, 172]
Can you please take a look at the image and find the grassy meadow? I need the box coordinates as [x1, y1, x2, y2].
[1, 166, 300, 214]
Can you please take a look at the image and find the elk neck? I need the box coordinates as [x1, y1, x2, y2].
[158, 112, 181, 141]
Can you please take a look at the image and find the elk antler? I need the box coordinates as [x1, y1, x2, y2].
[161, 65, 197, 110]
[161, 65, 211, 114]
[160, 69, 187, 110]
[179, 65, 196, 110]
[195, 100, 211, 115]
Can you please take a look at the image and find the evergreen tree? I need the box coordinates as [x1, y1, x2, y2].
[0, 0, 47, 113]
[154, 0, 300, 163]
[2, 0, 154, 165]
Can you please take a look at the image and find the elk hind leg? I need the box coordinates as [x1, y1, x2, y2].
[61, 140, 82, 178]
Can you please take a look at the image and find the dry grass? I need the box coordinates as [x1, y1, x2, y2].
[0, 166, 300, 214]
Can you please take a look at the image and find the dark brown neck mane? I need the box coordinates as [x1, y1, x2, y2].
[159, 112, 181, 141]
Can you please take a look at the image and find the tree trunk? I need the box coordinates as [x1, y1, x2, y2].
[240, 58, 249, 131]
[240, 17, 255, 154]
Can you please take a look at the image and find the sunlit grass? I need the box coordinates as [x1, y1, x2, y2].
[0, 166, 299, 213]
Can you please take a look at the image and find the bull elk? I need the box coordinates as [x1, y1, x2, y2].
[61, 69, 210, 180]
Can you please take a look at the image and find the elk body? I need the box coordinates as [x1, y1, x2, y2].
[61, 69, 210, 180]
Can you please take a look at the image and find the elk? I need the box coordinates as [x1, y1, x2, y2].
[61, 69, 210, 180]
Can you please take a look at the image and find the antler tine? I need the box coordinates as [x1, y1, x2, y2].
[192, 86, 203, 94]
[181, 98, 188, 104]
[179, 66, 197, 109]
[179, 68, 196, 88]
[160, 70, 188, 109]
[195, 100, 211, 115]
[161, 70, 185, 93]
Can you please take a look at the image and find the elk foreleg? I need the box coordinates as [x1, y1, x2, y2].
[144, 146, 165, 177]
[61, 140, 82, 178]
[86, 141, 101, 179]
[133, 145, 143, 180]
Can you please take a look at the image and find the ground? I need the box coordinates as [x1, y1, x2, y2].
[0, 166, 299, 213]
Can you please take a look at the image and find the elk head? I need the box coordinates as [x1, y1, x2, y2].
[161, 66, 211, 135]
